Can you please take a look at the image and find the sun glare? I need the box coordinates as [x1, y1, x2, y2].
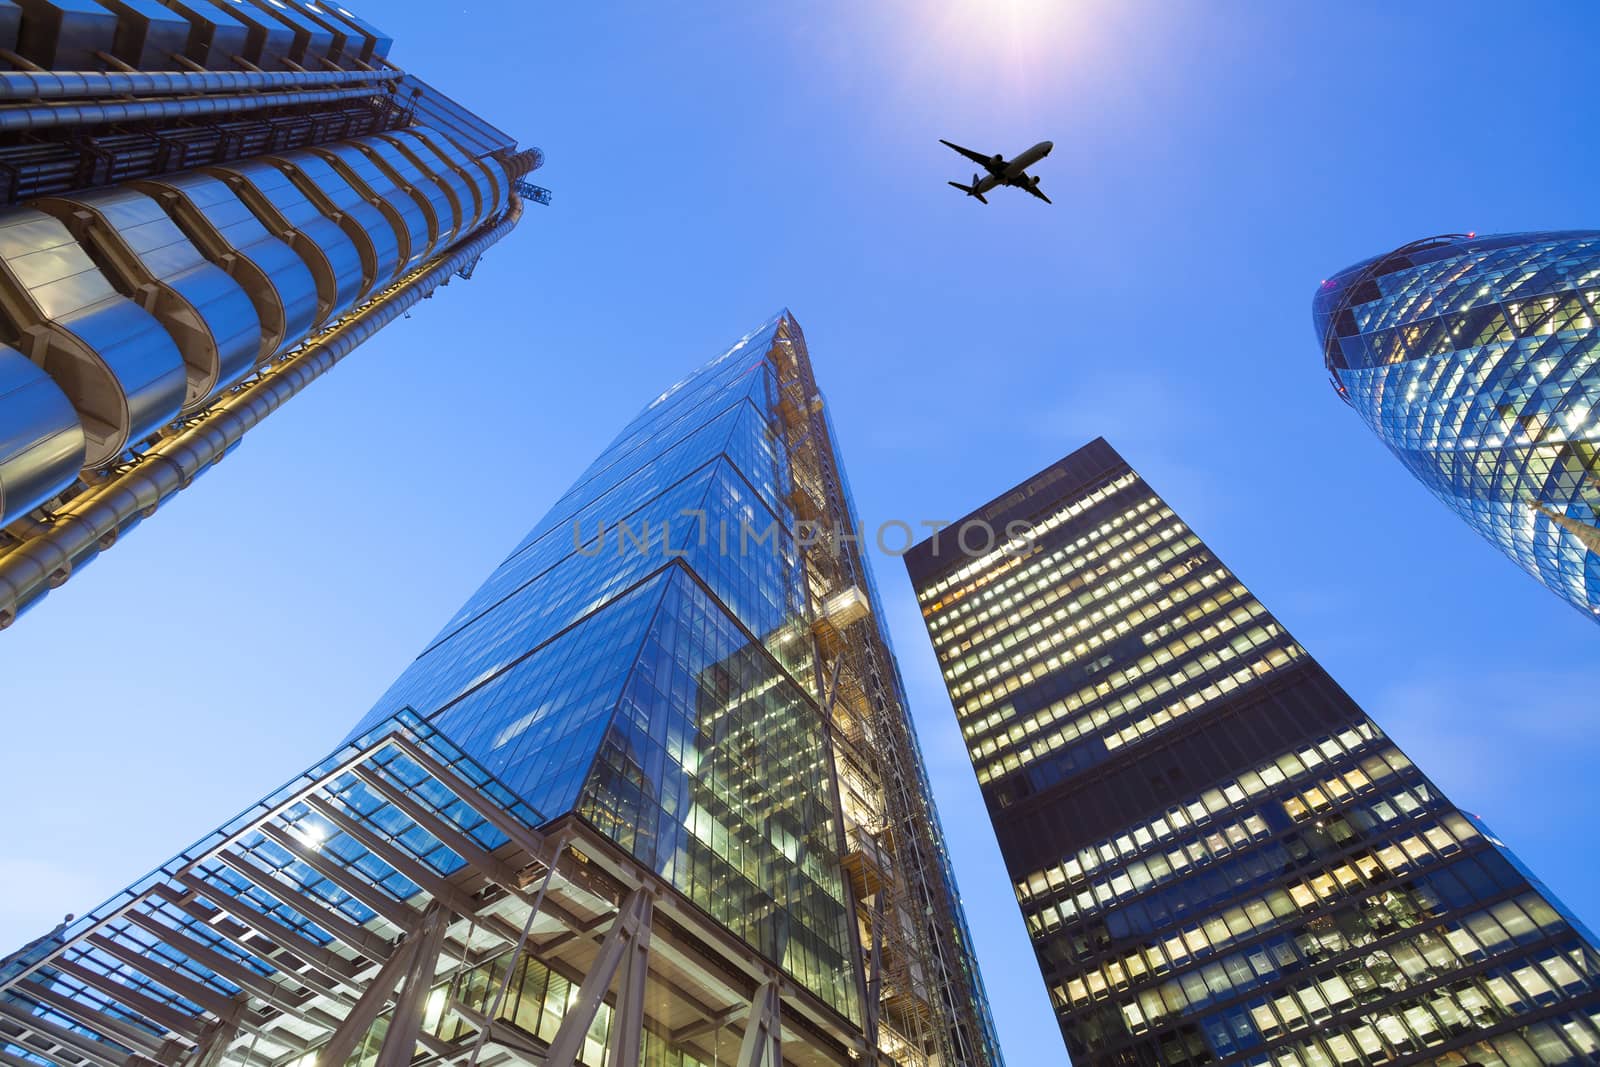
[890, 0, 1108, 100]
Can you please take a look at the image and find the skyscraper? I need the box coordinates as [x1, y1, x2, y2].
[0, 312, 1002, 1067]
[0, 1, 543, 627]
[1314, 231, 1600, 624]
[905, 438, 1600, 1066]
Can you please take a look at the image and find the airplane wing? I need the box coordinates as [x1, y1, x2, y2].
[1023, 180, 1052, 204]
[940, 139, 996, 168]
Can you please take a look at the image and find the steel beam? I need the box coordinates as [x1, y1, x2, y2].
[0, 887, 163, 993]
[517, 913, 608, 958]
[256, 825, 419, 933]
[214, 850, 396, 961]
[14, 983, 169, 1062]
[344, 769, 592, 937]
[384, 740, 548, 861]
[84, 937, 241, 1022]
[300, 798, 486, 923]
[120, 914, 314, 1021]
[444, 1001, 543, 1060]
[49, 961, 203, 1045]
[349, 767, 519, 886]
[0, 997, 132, 1067]
[667, 1002, 745, 1045]
[165, 880, 361, 988]
[0, 1049, 61, 1067]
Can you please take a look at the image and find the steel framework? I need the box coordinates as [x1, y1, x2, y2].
[0, 711, 860, 1067]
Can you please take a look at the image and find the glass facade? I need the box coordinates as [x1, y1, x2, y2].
[905, 437, 1600, 1066]
[1314, 231, 1600, 623]
[1, 312, 1002, 1067]
[343, 314, 858, 1018]
[341, 310, 999, 1057]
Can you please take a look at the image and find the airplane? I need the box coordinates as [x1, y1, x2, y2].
[941, 138, 1054, 204]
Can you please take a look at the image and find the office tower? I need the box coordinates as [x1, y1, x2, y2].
[1314, 231, 1600, 624]
[0, 312, 1003, 1067]
[904, 438, 1600, 1066]
[0, 1, 544, 627]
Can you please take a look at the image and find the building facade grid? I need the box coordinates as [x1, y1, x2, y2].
[906, 438, 1600, 1067]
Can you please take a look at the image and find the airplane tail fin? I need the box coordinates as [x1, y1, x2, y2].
[947, 178, 989, 204]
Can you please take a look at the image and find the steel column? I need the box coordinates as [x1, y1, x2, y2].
[863, 889, 886, 1066]
[734, 979, 782, 1067]
[190, 1016, 241, 1067]
[603, 890, 651, 1067]
[315, 908, 438, 1067]
[543, 887, 653, 1067]
[373, 904, 452, 1067]
[464, 838, 566, 1067]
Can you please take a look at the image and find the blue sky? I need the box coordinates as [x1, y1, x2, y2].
[1, 3, 1596, 1062]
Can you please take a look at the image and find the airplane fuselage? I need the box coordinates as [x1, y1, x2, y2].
[1002, 141, 1053, 178]
[972, 141, 1053, 194]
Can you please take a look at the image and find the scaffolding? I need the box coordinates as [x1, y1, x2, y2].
[766, 318, 999, 1067]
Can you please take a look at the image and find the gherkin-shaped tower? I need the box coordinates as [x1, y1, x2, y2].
[1315, 231, 1600, 622]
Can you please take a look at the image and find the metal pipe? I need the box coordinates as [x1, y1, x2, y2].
[500, 147, 544, 178]
[0, 67, 402, 101]
[0, 195, 525, 627]
[0, 84, 392, 133]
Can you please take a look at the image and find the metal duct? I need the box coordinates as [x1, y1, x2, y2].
[0, 84, 390, 133]
[0, 342, 83, 524]
[306, 141, 430, 275]
[15, 0, 119, 70]
[272, 151, 403, 296]
[209, 157, 365, 328]
[0, 67, 400, 101]
[33, 186, 261, 413]
[0, 208, 187, 467]
[501, 147, 545, 180]
[0, 194, 525, 627]
[130, 171, 320, 363]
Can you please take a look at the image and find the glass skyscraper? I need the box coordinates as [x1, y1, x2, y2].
[905, 437, 1600, 1066]
[1, 312, 1002, 1067]
[0, 1, 542, 627]
[1314, 231, 1600, 623]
